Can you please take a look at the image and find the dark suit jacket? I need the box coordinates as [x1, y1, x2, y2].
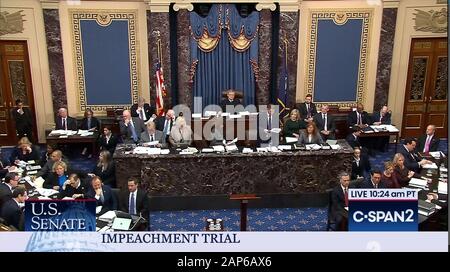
[417, 134, 440, 153]
[119, 189, 149, 220]
[79, 117, 100, 131]
[313, 113, 336, 133]
[86, 184, 117, 215]
[11, 107, 33, 132]
[360, 179, 387, 189]
[98, 134, 119, 155]
[93, 162, 116, 188]
[220, 99, 242, 112]
[154, 116, 174, 134]
[347, 111, 371, 127]
[55, 116, 77, 130]
[295, 102, 317, 120]
[257, 113, 278, 145]
[371, 111, 391, 125]
[58, 180, 89, 199]
[130, 103, 155, 122]
[351, 157, 371, 180]
[9, 146, 40, 164]
[399, 145, 421, 172]
[346, 133, 361, 149]
[0, 198, 22, 230]
[119, 117, 145, 143]
[0, 183, 13, 210]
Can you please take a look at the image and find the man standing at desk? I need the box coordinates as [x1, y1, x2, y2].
[55, 107, 77, 131]
[119, 110, 145, 143]
[221, 89, 242, 113]
[131, 97, 155, 123]
[119, 177, 149, 221]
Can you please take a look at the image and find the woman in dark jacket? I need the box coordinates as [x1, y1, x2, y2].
[92, 150, 116, 187]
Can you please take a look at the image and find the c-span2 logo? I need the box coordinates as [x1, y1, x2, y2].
[25, 200, 96, 231]
[348, 189, 418, 231]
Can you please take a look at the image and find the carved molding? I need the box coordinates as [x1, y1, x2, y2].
[413, 8, 447, 33]
[0, 10, 26, 36]
[256, 3, 277, 11]
[173, 3, 194, 11]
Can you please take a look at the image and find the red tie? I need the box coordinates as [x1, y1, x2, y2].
[344, 188, 349, 207]
[424, 136, 431, 153]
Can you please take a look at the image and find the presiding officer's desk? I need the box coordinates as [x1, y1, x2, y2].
[113, 140, 354, 196]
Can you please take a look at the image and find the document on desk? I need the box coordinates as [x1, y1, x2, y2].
[36, 188, 59, 197]
[285, 137, 298, 144]
[422, 162, 438, 169]
[256, 147, 268, 152]
[429, 151, 445, 159]
[229, 114, 241, 119]
[409, 178, 428, 188]
[34, 176, 45, 188]
[383, 125, 399, 132]
[224, 138, 238, 145]
[27, 160, 36, 165]
[306, 144, 321, 150]
[277, 145, 292, 151]
[160, 149, 170, 155]
[242, 148, 254, 153]
[239, 111, 250, 116]
[148, 148, 162, 155]
[202, 148, 215, 153]
[99, 210, 115, 220]
[225, 144, 238, 152]
[438, 181, 448, 195]
[212, 145, 225, 152]
[329, 144, 341, 150]
[268, 146, 281, 153]
[192, 113, 202, 118]
[204, 111, 217, 117]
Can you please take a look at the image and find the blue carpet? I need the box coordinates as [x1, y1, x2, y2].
[150, 208, 328, 231]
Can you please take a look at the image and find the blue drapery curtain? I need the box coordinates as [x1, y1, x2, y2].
[190, 4, 259, 109]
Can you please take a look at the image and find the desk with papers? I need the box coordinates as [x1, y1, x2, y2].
[46, 129, 99, 154]
[359, 124, 400, 152]
[113, 140, 354, 196]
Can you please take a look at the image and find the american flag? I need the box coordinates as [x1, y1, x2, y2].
[155, 61, 167, 116]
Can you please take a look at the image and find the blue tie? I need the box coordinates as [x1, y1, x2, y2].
[129, 193, 135, 215]
[130, 121, 138, 142]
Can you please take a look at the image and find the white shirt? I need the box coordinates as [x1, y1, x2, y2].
[322, 114, 327, 131]
[105, 134, 111, 144]
[137, 108, 147, 121]
[62, 117, 67, 130]
[423, 135, 433, 152]
[164, 119, 172, 135]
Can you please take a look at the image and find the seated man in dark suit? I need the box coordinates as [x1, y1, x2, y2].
[313, 104, 335, 141]
[1, 187, 26, 230]
[371, 105, 392, 152]
[294, 94, 317, 123]
[59, 173, 89, 199]
[360, 170, 386, 189]
[119, 177, 149, 221]
[98, 126, 118, 155]
[0, 173, 20, 211]
[399, 137, 432, 173]
[55, 107, 77, 131]
[130, 97, 156, 122]
[119, 110, 145, 144]
[346, 127, 362, 149]
[155, 109, 176, 142]
[329, 172, 352, 231]
[220, 89, 242, 113]
[347, 103, 371, 128]
[417, 124, 440, 153]
[86, 176, 117, 215]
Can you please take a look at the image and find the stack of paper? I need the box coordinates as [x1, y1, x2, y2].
[268, 146, 281, 153]
[204, 111, 217, 117]
[422, 163, 438, 169]
[192, 113, 202, 118]
[256, 147, 268, 152]
[148, 148, 162, 155]
[143, 141, 160, 146]
[383, 125, 399, 132]
[277, 145, 292, 151]
[225, 145, 238, 152]
[212, 145, 225, 152]
[98, 210, 116, 221]
[409, 178, 428, 189]
[160, 149, 170, 155]
[242, 148, 254, 153]
[285, 137, 298, 144]
[36, 188, 59, 197]
[306, 144, 321, 150]
[429, 151, 446, 159]
[438, 181, 448, 195]
[202, 148, 214, 153]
